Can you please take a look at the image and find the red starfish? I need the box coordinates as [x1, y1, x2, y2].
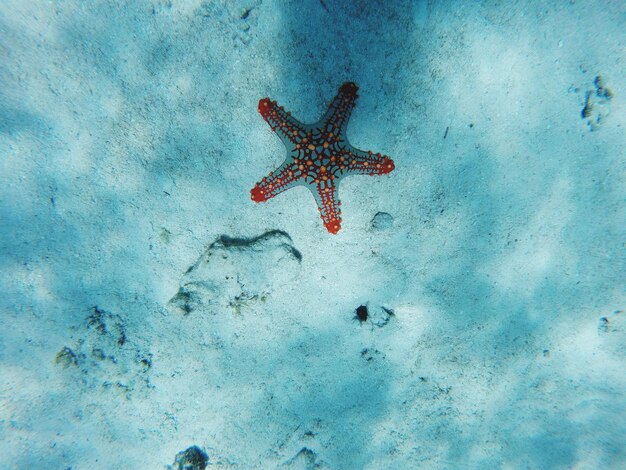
[250, 82, 395, 234]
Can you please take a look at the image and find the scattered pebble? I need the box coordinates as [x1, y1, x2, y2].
[580, 74, 613, 131]
[169, 446, 209, 470]
[354, 304, 395, 327]
[55, 347, 77, 368]
[355, 305, 368, 322]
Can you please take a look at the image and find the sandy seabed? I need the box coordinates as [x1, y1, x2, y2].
[1, 1, 624, 468]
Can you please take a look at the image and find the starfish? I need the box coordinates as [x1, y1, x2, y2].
[250, 82, 395, 234]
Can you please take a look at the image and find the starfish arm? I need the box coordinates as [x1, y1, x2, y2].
[319, 82, 359, 136]
[313, 179, 342, 234]
[340, 147, 395, 177]
[258, 98, 307, 147]
[250, 159, 303, 203]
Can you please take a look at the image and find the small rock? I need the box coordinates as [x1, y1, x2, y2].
[371, 212, 394, 231]
[169, 230, 301, 316]
[284, 447, 319, 468]
[355, 305, 368, 322]
[360, 348, 384, 362]
[598, 316, 610, 334]
[55, 347, 77, 368]
[353, 304, 394, 327]
[581, 74, 613, 131]
[594, 74, 613, 100]
[373, 306, 395, 327]
[170, 446, 209, 470]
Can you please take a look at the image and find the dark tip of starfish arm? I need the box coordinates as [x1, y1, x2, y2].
[258, 98, 273, 119]
[250, 185, 268, 202]
[340, 82, 358, 96]
[324, 219, 342, 234]
[380, 157, 395, 174]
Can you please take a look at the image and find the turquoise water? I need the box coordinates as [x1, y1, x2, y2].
[1, 1, 624, 468]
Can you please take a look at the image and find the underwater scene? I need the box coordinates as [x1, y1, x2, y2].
[1, 0, 624, 468]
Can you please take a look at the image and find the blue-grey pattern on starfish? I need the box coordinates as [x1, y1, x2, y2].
[251, 82, 395, 234]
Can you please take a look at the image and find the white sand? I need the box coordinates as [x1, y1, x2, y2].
[1, 0, 624, 468]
